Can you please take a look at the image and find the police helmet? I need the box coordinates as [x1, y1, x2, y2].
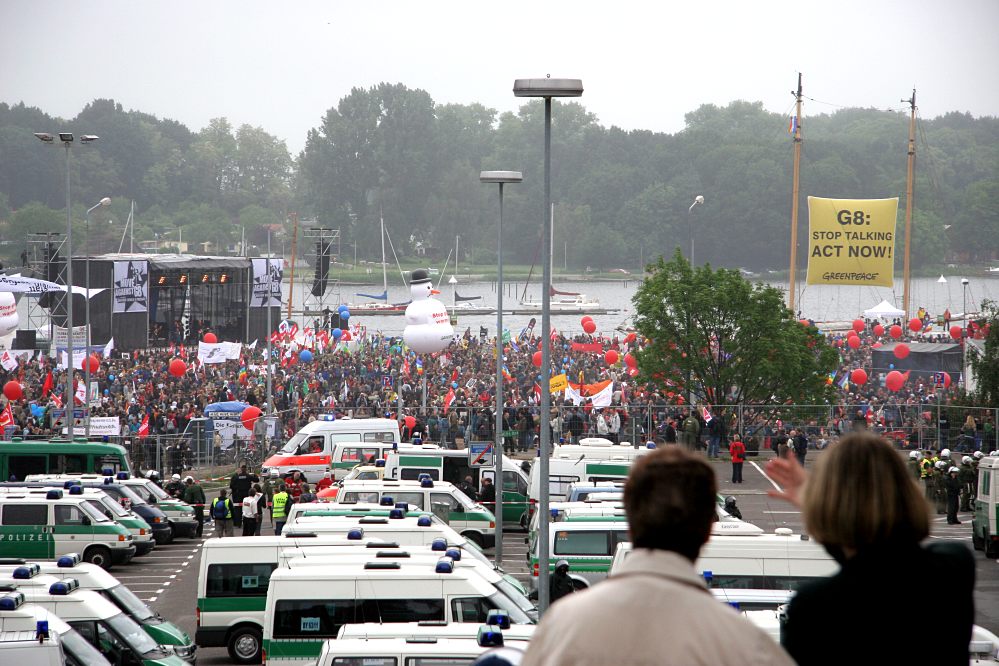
[940, 448, 951, 458]
[172, 473, 181, 480]
[555, 559, 570, 572]
[962, 456, 973, 465]
[145, 470, 160, 480]
[973, 451, 984, 460]
[948, 466, 960, 474]
[184, 476, 194, 483]
[909, 451, 921, 460]
[934, 461, 948, 470]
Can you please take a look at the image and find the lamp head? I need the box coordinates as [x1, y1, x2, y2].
[479, 170, 524, 184]
[694, 195, 705, 205]
[513, 78, 583, 98]
[58, 133, 74, 143]
[80, 135, 99, 143]
[961, 278, 969, 285]
[33, 132, 54, 143]
[99, 197, 112, 206]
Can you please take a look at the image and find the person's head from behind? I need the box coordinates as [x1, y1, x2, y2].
[624, 447, 716, 561]
[804, 432, 928, 558]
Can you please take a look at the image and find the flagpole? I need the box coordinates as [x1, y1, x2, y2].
[266, 231, 273, 427]
[788, 72, 803, 315]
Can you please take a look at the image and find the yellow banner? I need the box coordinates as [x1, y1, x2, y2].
[549, 374, 568, 393]
[806, 197, 898, 287]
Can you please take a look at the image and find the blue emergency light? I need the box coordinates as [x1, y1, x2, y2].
[444, 548, 462, 561]
[477, 624, 504, 647]
[486, 609, 511, 630]
[57, 554, 81, 568]
[417, 516, 432, 527]
[435, 558, 454, 574]
[379, 496, 394, 506]
[431, 538, 447, 551]
[347, 528, 364, 540]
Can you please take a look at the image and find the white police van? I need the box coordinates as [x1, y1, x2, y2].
[0, 592, 112, 666]
[0, 626, 67, 665]
[263, 559, 532, 666]
[315, 631, 524, 666]
[0, 488, 135, 569]
[335, 616, 535, 642]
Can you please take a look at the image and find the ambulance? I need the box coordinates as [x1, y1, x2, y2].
[0, 488, 135, 569]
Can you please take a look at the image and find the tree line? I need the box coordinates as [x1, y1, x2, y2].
[0, 88, 996, 270]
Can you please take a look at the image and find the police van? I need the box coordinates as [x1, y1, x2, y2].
[334, 479, 496, 548]
[973, 455, 999, 558]
[261, 417, 403, 483]
[383, 449, 531, 528]
[0, 488, 135, 569]
[528, 456, 634, 504]
[285, 502, 435, 525]
[0, 592, 112, 666]
[336, 617, 535, 642]
[262, 560, 532, 666]
[0, 556, 195, 661]
[0, 438, 130, 481]
[315, 632, 524, 666]
[554, 437, 655, 461]
[610, 530, 839, 590]
[14, 582, 188, 666]
[26, 473, 198, 539]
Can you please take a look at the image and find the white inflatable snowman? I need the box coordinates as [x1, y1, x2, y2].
[403, 269, 454, 353]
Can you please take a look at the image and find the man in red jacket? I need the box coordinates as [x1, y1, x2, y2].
[729, 434, 746, 483]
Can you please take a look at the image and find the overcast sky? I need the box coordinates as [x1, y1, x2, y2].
[3, 0, 997, 154]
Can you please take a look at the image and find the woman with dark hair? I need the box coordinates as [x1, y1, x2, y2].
[767, 432, 974, 665]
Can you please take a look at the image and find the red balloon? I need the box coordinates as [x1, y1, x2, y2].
[873, 324, 884, 336]
[950, 325, 963, 340]
[87, 354, 100, 374]
[850, 368, 868, 385]
[342, 331, 351, 341]
[941, 372, 952, 389]
[893, 343, 910, 359]
[885, 370, 904, 392]
[532, 351, 543, 367]
[168, 358, 187, 377]
[908, 318, 922, 333]
[241, 405, 263, 430]
[582, 320, 596, 334]
[847, 336, 861, 350]
[3, 381, 23, 401]
[626, 366, 639, 377]
[624, 352, 636, 367]
[580, 316, 593, 325]
[624, 332, 637, 344]
[852, 319, 865, 333]
[604, 350, 619, 365]
[871, 342, 883, 348]
[798, 319, 810, 326]
[889, 325, 903, 339]
[203, 332, 218, 344]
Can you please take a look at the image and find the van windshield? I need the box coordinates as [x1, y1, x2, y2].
[60, 626, 111, 666]
[105, 612, 160, 655]
[117, 486, 147, 506]
[494, 577, 537, 616]
[106, 583, 156, 622]
[486, 591, 533, 624]
[97, 497, 131, 518]
[80, 500, 112, 523]
[142, 481, 172, 501]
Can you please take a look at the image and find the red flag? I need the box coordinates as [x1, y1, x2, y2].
[179, 344, 186, 358]
[442, 388, 456, 415]
[402, 359, 410, 376]
[533, 382, 542, 403]
[41, 371, 54, 397]
[0, 403, 13, 428]
[138, 414, 149, 438]
[450, 368, 459, 384]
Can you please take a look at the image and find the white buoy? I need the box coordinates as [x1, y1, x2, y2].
[403, 269, 454, 353]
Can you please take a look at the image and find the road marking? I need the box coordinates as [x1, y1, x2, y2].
[145, 596, 157, 602]
[749, 461, 782, 491]
[156, 588, 164, 594]
[763, 511, 800, 514]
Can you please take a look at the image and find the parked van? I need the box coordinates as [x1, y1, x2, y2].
[0, 592, 111, 666]
[336, 619, 534, 642]
[26, 473, 198, 539]
[973, 456, 999, 558]
[0, 483, 155, 556]
[261, 417, 402, 483]
[0, 555, 195, 662]
[15, 582, 188, 665]
[0, 438, 130, 481]
[0, 488, 135, 569]
[263, 560, 531, 666]
[554, 437, 655, 461]
[11, 476, 173, 545]
[315, 635, 523, 666]
[384, 449, 531, 528]
[528, 457, 633, 503]
[335, 479, 496, 548]
[286, 503, 433, 525]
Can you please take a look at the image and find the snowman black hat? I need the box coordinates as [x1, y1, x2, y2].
[410, 269, 432, 285]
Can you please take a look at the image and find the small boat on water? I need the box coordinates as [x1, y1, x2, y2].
[516, 291, 609, 315]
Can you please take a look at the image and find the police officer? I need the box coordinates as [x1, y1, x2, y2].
[920, 450, 938, 503]
[945, 466, 962, 525]
[933, 460, 949, 515]
[229, 463, 259, 529]
[182, 476, 207, 537]
[210, 489, 234, 538]
[550, 560, 575, 603]
[907, 451, 923, 481]
[272, 483, 291, 536]
[959, 456, 976, 512]
[164, 473, 184, 499]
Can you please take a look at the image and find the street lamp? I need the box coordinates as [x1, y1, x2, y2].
[480, 169, 523, 567]
[962, 278, 969, 388]
[84, 197, 112, 436]
[513, 77, 582, 615]
[687, 195, 704, 266]
[35, 131, 99, 439]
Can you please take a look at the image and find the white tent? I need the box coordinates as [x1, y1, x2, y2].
[863, 299, 905, 319]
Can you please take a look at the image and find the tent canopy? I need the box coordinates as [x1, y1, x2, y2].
[863, 299, 905, 319]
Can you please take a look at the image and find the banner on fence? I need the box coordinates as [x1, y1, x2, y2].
[62, 416, 120, 437]
[112, 261, 149, 313]
[806, 197, 898, 287]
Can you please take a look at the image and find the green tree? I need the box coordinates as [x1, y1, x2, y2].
[632, 250, 839, 406]
[968, 299, 999, 406]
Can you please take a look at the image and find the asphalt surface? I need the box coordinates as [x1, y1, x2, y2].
[138, 450, 998, 665]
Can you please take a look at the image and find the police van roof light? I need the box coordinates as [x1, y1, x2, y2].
[68, 485, 83, 495]
[0, 593, 25, 611]
[435, 558, 454, 574]
[417, 516, 433, 527]
[388, 509, 404, 519]
[101, 468, 114, 476]
[486, 609, 511, 630]
[431, 538, 447, 551]
[36, 620, 49, 639]
[45, 490, 63, 500]
[12, 564, 40, 579]
[347, 528, 364, 540]
[646, 442, 657, 449]
[103, 478, 114, 485]
[49, 579, 80, 595]
[319, 414, 336, 421]
[702, 570, 713, 583]
[62, 481, 79, 489]
[57, 554, 81, 568]
[394, 502, 409, 511]
[420, 478, 434, 488]
[477, 624, 505, 647]
[116, 472, 129, 480]
[375, 459, 386, 467]
[376, 551, 410, 558]
[364, 561, 401, 570]
[358, 518, 388, 525]
[418, 473, 431, 481]
[444, 547, 462, 561]
[379, 496, 394, 506]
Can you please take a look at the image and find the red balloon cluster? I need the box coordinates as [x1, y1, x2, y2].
[87, 354, 100, 374]
[3, 381, 23, 401]
[852, 319, 865, 333]
[604, 350, 619, 365]
[850, 369, 868, 386]
[532, 351, 543, 367]
[624, 352, 636, 368]
[168, 358, 187, 377]
[950, 325, 963, 340]
[581, 316, 596, 334]
[908, 318, 922, 333]
[893, 343, 910, 359]
[885, 370, 905, 392]
[873, 324, 885, 337]
[203, 332, 218, 344]
[889, 325, 903, 339]
[240, 405, 262, 430]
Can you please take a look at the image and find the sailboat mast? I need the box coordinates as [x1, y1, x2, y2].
[380, 214, 388, 297]
[287, 211, 298, 320]
[788, 73, 803, 315]
[902, 88, 917, 320]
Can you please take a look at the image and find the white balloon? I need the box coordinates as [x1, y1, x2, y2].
[403, 273, 454, 354]
[0, 292, 17, 338]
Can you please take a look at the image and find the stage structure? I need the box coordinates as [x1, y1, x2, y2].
[303, 226, 340, 316]
[37, 253, 282, 351]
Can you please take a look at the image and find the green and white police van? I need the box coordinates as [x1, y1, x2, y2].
[285, 502, 435, 525]
[973, 455, 999, 558]
[528, 456, 633, 503]
[0, 592, 112, 666]
[336, 617, 534, 642]
[0, 556, 195, 662]
[0, 438, 130, 481]
[0, 488, 135, 569]
[15, 582, 189, 666]
[315, 632, 523, 666]
[26, 473, 199, 539]
[262, 559, 532, 666]
[384, 449, 531, 528]
[335, 479, 496, 548]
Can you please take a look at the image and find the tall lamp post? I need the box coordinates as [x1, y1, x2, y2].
[480, 170, 523, 567]
[34, 132, 99, 439]
[962, 278, 969, 388]
[84, 197, 112, 436]
[687, 195, 704, 266]
[513, 77, 582, 615]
